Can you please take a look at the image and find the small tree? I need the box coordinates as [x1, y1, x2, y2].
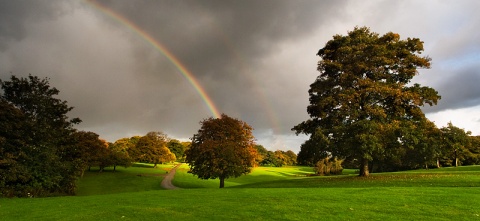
[167, 139, 187, 161]
[440, 123, 471, 167]
[185, 114, 257, 188]
[133, 132, 174, 168]
[109, 138, 134, 171]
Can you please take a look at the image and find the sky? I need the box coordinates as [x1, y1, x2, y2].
[1, 0, 479, 153]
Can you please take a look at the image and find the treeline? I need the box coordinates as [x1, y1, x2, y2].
[73, 131, 188, 175]
[297, 121, 480, 172]
[0, 75, 187, 197]
[254, 145, 297, 167]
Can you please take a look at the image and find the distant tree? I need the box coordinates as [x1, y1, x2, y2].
[167, 139, 187, 161]
[440, 123, 471, 167]
[0, 75, 81, 196]
[293, 27, 440, 176]
[265, 150, 298, 167]
[109, 138, 134, 171]
[402, 120, 442, 170]
[125, 136, 141, 160]
[254, 145, 269, 166]
[273, 150, 288, 167]
[71, 131, 103, 175]
[296, 129, 330, 166]
[96, 139, 113, 172]
[185, 114, 257, 188]
[465, 136, 480, 165]
[134, 132, 175, 168]
[284, 150, 297, 166]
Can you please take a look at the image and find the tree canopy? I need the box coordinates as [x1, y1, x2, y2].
[185, 114, 257, 188]
[131, 132, 176, 168]
[0, 75, 82, 197]
[293, 27, 441, 176]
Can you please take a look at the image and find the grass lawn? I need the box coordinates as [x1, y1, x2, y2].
[1, 164, 479, 220]
[76, 163, 178, 196]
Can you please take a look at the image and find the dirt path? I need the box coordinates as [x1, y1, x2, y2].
[161, 164, 181, 190]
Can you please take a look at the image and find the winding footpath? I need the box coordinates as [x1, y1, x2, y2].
[161, 164, 181, 190]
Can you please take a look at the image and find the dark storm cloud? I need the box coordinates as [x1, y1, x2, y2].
[89, 0, 346, 133]
[423, 64, 480, 113]
[97, 0, 342, 74]
[0, 0, 74, 50]
[2, 0, 480, 151]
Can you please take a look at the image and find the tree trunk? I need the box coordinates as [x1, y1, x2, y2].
[437, 158, 440, 168]
[113, 164, 117, 172]
[454, 149, 458, 167]
[219, 177, 225, 188]
[359, 158, 369, 177]
[153, 163, 157, 168]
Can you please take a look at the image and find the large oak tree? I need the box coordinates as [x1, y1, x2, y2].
[185, 114, 257, 188]
[293, 27, 440, 176]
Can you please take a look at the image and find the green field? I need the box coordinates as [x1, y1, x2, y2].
[1, 164, 480, 220]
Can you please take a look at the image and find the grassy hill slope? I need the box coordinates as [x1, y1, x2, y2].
[1, 164, 479, 220]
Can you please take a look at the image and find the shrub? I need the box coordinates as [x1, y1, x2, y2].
[314, 157, 343, 176]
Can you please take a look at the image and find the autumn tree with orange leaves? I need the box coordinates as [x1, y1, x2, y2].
[185, 114, 257, 188]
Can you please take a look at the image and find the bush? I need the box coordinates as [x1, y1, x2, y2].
[314, 157, 343, 176]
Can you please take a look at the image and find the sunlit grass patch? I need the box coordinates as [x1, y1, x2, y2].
[76, 163, 177, 196]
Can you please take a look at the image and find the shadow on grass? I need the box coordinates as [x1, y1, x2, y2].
[228, 171, 480, 189]
[132, 163, 155, 168]
[263, 170, 310, 177]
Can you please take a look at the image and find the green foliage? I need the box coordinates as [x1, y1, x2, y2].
[167, 139, 187, 161]
[108, 140, 133, 171]
[466, 136, 480, 165]
[297, 129, 330, 166]
[313, 157, 343, 176]
[439, 123, 478, 167]
[0, 75, 82, 197]
[293, 27, 441, 176]
[71, 131, 111, 174]
[130, 132, 176, 167]
[185, 114, 257, 188]
[254, 146, 298, 167]
[253, 144, 268, 166]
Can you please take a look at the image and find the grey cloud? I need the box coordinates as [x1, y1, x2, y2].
[423, 64, 480, 113]
[0, 0, 75, 51]
[2, 0, 480, 152]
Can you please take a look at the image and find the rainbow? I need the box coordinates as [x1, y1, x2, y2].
[86, 0, 221, 118]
